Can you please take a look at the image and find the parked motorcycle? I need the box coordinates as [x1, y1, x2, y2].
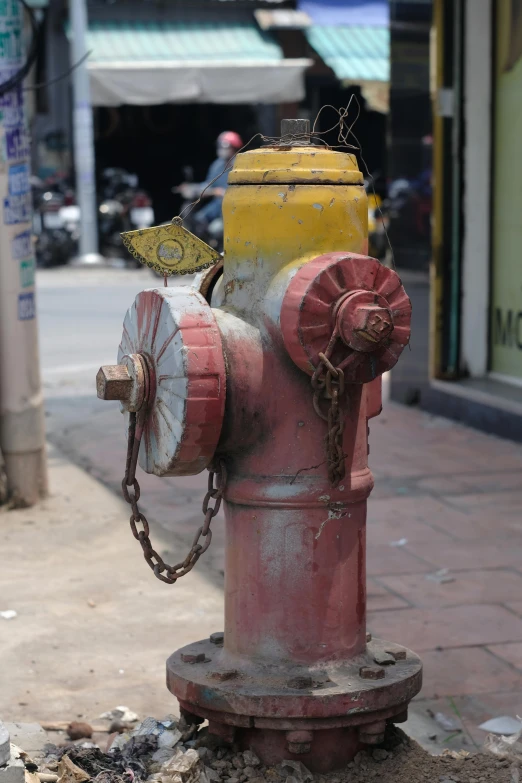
[98, 168, 155, 264]
[32, 175, 79, 267]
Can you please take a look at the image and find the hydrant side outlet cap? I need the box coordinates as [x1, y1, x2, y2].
[118, 287, 226, 477]
[281, 252, 412, 383]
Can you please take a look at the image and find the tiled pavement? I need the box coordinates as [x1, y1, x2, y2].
[47, 397, 522, 749]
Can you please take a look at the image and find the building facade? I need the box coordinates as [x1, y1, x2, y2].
[407, 0, 522, 440]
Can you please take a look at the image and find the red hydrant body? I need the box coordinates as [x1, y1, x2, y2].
[98, 123, 422, 772]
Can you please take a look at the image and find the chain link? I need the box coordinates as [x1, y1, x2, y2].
[122, 410, 225, 584]
[311, 350, 346, 488]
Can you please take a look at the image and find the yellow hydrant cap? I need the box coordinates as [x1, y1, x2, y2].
[228, 146, 364, 185]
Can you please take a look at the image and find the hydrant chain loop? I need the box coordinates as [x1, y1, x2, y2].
[121, 411, 225, 584]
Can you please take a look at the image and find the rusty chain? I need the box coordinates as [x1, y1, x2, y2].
[311, 349, 346, 488]
[122, 410, 225, 584]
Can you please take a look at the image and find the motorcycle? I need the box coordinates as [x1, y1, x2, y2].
[172, 167, 224, 253]
[32, 175, 79, 267]
[98, 169, 155, 265]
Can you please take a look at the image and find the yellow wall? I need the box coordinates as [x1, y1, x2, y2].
[491, 0, 522, 380]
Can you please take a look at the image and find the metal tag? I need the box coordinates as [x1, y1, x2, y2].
[121, 219, 221, 276]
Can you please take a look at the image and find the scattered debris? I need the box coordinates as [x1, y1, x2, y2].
[425, 568, 455, 584]
[56, 757, 89, 783]
[427, 710, 462, 732]
[281, 759, 313, 782]
[100, 709, 139, 726]
[41, 724, 107, 736]
[442, 748, 470, 759]
[66, 725, 93, 742]
[389, 538, 408, 547]
[479, 717, 522, 736]
[25, 717, 522, 783]
[0, 610, 17, 620]
[157, 748, 199, 783]
[484, 725, 522, 763]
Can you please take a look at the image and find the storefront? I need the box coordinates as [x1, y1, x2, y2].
[490, 0, 522, 386]
[421, 0, 522, 440]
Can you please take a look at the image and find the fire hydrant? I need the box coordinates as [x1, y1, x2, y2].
[97, 119, 421, 772]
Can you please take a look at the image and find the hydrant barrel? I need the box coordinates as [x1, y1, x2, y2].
[166, 131, 419, 771]
[100, 120, 420, 773]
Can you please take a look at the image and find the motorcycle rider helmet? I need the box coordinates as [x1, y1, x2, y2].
[216, 131, 243, 158]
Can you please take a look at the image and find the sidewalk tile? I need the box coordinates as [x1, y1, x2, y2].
[366, 512, 455, 546]
[378, 569, 522, 609]
[403, 539, 522, 570]
[487, 643, 522, 671]
[420, 647, 522, 698]
[368, 494, 469, 532]
[441, 491, 522, 513]
[367, 544, 434, 576]
[367, 578, 410, 611]
[506, 602, 522, 616]
[368, 604, 522, 652]
[473, 691, 522, 724]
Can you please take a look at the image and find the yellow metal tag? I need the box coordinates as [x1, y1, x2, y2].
[121, 219, 221, 276]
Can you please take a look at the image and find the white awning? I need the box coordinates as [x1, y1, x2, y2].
[88, 59, 312, 107]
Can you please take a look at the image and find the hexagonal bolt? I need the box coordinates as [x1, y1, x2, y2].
[208, 669, 238, 681]
[208, 721, 236, 744]
[373, 651, 397, 666]
[96, 365, 132, 401]
[359, 665, 385, 680]
[392, 709, 408, 724]
[181, 651, 206, 664]
[359, 728, 386, 745]
[287, 675, 313, 690]
[385, 648, 407, 661]
[336, 291, 394, 353]
[359, 720, 386, 746]
[286, 730, 313, 755]
[209, 632, 224, 645]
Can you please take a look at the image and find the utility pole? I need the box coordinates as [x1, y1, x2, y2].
[70, 0, 101, 263]
[0, 0, 47, 505]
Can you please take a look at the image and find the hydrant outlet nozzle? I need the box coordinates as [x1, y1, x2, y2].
[96, 354, 148, 413]
[96, 364, 132, 401]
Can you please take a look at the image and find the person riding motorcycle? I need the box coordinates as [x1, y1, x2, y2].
[176, 131, 243, 238]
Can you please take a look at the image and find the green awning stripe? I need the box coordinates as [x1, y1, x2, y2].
[80, 20, 283, 64]
[306, 25, 389, 82]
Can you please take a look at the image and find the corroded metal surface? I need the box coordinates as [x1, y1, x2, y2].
[96, 364, 131, 401]
[97, 134, 420, 771]
[118, 287, 226, 476]
[122, 220, 221, 276]
[167, 635, 422, 720]
[280, 252, 412, 383]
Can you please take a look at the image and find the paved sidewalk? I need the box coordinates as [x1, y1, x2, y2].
[6, 398, 522, 750]
[0, 445, 223, 723]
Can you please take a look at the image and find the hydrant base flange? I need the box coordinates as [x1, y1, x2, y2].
[167, 634, 421, 722]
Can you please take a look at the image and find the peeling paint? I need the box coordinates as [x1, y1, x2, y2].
[313, 203, 323, 212]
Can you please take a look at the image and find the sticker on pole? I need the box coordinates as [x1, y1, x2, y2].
[121, 219, 221, 276]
